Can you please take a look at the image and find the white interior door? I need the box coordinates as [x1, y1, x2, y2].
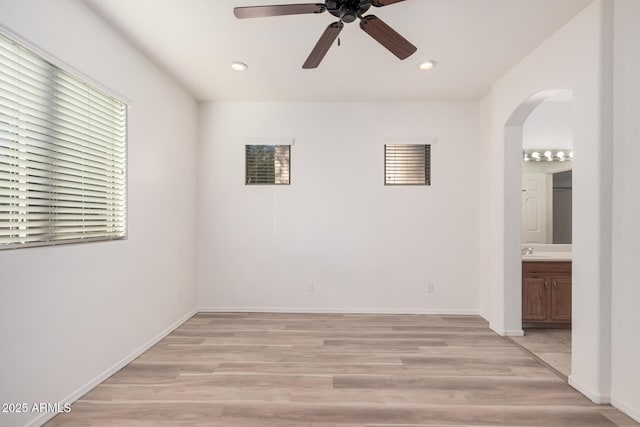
[522, 172, 548, 243]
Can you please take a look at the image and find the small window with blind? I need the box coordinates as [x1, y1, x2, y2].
[245, 145, 290, 185]
[0, 32, 127, 250]
[385, 144, 431, 186]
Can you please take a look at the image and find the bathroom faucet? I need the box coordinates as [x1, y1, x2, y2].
[521, 247, 534, 255]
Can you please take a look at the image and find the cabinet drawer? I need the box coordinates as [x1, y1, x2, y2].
[523, 261, 571, 277]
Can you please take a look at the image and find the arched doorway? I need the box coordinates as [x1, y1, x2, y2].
[501, 89, 572, 337]
[509, 90, 574, 377]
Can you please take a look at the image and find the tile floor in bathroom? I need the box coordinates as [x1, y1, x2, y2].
[510, 328, 572, 378]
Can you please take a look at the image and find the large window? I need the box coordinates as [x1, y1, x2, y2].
[0, 33, 127, 250]
[245, 144, 290, 185]
[384, 144, 431, 186]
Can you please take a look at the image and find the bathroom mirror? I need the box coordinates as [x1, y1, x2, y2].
[521, 156, 572, 244]
[521, 92, 573, 245]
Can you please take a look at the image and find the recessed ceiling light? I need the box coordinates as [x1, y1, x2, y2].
[231, 62, 248, 72]
[418, 60, 438, 71]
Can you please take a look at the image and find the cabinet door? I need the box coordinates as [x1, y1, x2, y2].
[523, 277, 549, 321]
[551, 278, 572, 321]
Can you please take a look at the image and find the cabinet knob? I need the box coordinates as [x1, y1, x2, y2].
[544, 280, 548, 289]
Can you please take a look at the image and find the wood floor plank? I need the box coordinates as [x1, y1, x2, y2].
[45, 313, 638, 426]
[220, 402, 618, 426]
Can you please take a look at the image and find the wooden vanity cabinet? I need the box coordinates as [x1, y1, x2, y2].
[522, 261, 572, 325]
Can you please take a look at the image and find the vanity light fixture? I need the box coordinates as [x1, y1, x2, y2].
[231, 61, 248, 72]
[523, 149, 573, 163]
[418, 60, 438, 71]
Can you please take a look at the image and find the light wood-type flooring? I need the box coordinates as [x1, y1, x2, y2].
[47, 313, 639, 426]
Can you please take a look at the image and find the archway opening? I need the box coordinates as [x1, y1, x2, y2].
[508, 90, 574, 378]
[501, 89, 575, 361]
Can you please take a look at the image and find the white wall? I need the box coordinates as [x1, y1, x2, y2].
[522, 99, 573, 150]
[198, 102, 479, 314]
[0, 1, 198, 426]
[611, 0, 640, 421]
[477, 94, 493, 319]
[479, 0, 614, 404]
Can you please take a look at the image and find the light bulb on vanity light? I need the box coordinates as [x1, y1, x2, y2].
[544, 150, 553, 161]
[557, 151, 566, 161]
[532, 152, 541, 161]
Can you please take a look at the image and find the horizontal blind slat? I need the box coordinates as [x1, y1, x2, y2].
[0, 206, 126, 216]
[0, 163, 124, 189]
[0, 70, 126, 133]
[0, 231, 125, 245]
[0, 181, 123, 200]
[0, 179, 121, 197]
[0, 85, 126, 141]
[0, 119, 125, 161]
[0, 125, 124, 164]
[0, 53, 126, 117]
[0, 148, 125, 179]
[0, 135, 124, 172]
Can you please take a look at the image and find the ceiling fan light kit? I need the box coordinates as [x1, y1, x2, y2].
[234, 0, 417, 68]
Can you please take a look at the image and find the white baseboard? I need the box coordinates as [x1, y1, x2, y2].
[568, 375, 611, 404]
[489, 322, 524, 337]
[198, 306, 479, 316]
[27, 308, 197, 427]
[611, 397, 640, 423]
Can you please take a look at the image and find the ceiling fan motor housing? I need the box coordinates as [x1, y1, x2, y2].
[327, 0, 371, 23]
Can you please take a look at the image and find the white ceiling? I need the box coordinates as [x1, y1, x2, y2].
[85, 0, 592, 102]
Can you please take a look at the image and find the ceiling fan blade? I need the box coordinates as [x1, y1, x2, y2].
[302, 22, 344, 69]
[360, 15, 417, 60]
[371, 0, 406, 7]
[234, 3, 326, 19]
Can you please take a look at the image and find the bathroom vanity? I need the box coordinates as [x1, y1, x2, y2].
[521, 245, 572, 327]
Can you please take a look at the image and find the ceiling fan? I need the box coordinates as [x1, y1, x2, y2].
[234, 0, 417, 69]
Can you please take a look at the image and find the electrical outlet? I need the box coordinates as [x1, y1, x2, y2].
[306, 281, 314, 292]
[427, 282, 435, 293]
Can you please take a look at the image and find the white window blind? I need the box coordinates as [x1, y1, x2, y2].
[385, 144, 431, 185]
[245, 145, 291, 185]
[0, 33, 127, 250]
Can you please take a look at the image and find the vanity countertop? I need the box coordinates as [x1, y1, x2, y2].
[521, 244, 572, 262]
[522, 252, 572, 262]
